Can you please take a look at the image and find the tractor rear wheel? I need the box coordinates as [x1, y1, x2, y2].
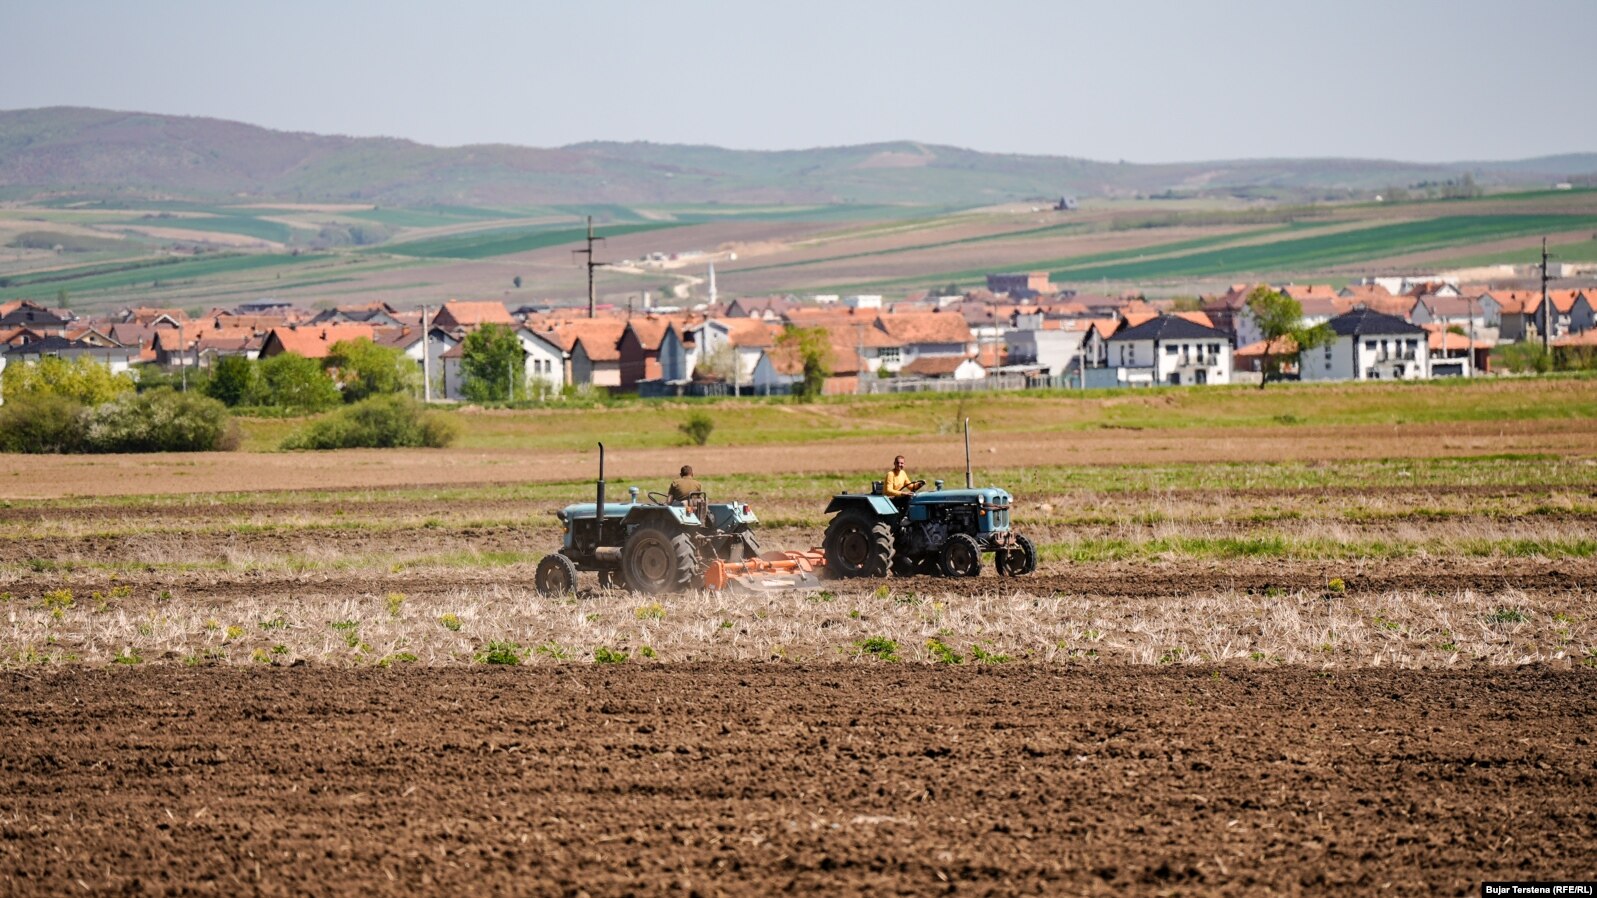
[622, 527, 698, 594]
[823, 512, 894, 578]
[994, 534, 1037, 577]
[535, 553, 579, 596]
[938, 533, 983, 578]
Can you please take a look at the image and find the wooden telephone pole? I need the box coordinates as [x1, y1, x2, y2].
[1538, 237, 1556, 354]
[573, 216, 606, 319]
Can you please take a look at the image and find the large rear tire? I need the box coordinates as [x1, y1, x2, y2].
[535, 553, 579, 596]
[823, 512, 894, 578]
[994, 534, 1037, 577]
[622, 527, 698, 594]
[938, 533, 983, 578]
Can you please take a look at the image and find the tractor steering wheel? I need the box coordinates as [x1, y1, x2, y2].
[647, 491, 671, 506]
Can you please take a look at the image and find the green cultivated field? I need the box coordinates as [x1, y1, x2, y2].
[1046, 215, 1597, 282]
[381, 221, 681, 259]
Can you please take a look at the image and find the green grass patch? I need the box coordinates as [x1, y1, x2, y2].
[380, 222, 680, 259]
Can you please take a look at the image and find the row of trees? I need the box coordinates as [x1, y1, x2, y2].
[206, 338, 419, 411]
[0, 357, 236, 453]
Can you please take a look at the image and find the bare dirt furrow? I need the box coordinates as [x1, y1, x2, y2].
[2, 666, 1592, 897]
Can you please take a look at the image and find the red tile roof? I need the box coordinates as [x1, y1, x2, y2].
[262, 324, 378, 359]
[873, 312, 974, 345]
[1172, 311, 1215, 328]
[434, 300, 513, 329]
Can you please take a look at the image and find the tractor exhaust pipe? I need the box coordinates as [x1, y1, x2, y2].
[596, 442, 606, 540]
[964, 417, 973, 489]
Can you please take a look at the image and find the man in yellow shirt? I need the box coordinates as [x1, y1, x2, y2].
[883, 455, 925, 499]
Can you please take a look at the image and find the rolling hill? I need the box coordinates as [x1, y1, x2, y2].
[4, 107, 1595, 207]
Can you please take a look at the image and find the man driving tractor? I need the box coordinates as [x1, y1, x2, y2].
[884, 455, 925, 498]
[667, 465, 703, 504]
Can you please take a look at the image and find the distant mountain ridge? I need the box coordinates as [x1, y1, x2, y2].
[2, 106, 1594, 207]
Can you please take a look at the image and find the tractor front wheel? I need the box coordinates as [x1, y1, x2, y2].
[938, 533, 983, 578]
[535, 553, 580, 596]
[622, 527, 698, 594]
[823, 512, 894, 578]
[994, 534, 1037, 577]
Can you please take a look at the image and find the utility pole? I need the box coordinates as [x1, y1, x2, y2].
[1539, 237, 1555, 355]
[1466, 292, 1476, 377]
[572, 216, 606, 320]
[421, 305, 432, 402]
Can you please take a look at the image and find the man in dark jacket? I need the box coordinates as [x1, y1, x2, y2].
[667, 465, 703, 504]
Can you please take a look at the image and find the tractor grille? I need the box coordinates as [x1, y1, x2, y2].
[989, 507, 1009, 529]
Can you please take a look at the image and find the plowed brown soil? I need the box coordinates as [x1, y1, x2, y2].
[3, 666, 1593, 897]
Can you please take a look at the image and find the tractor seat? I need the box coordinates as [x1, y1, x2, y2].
[685, 490, 711, 527]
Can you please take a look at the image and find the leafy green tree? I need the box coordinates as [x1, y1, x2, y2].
[1245, 286, 1334, 389]
[775, 326, 832, 400]
[0, 356, 134, 406]
[205, 356, 260, 407]
[325, 338, 418, 402]
[257, 352, 341, 411]
[460, 324, 522, 402]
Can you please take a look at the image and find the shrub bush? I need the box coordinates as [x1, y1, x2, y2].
[80, 389, 240, 452]
[679, 412, 714, 446]
[1, 356, 134, 405]
[281, 395, 457, 450]
[0, 395, 87, 453]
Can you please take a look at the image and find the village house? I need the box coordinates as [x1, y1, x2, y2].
[1300, 309, 1430, 382]
[0, 301, 70, 335]
[1004, 318, 1090, 378]
[310, 302, 404, 327]
[616, 318, 672, 390]
[871, 311, 977, 374]
[1408, 293, 1489, 331]
[517, 327, 567, 394]
[1496, 290, 1593, 343]
[543, 319, 627, 387]
[257, 324, 378, 359]
[1092, 316, 1234, 388]
[685, 318, 781, 385]
[431, 299, 513, 331]
[1422, 324, 1492, 377]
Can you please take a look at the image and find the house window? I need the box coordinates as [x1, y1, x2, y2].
[1323, 343, 1332, 362]
[1365, 340, 1377, 350]
[1165, 344, 1178, 354]
[879, 347, 901, 365]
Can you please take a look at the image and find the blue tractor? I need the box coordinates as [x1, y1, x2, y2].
[821, 423, 1036, 579]
[535, 444, 822, 595]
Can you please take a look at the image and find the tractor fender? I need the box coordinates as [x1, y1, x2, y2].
[824, 494, 899, 517]
[622, 504, 701, 530]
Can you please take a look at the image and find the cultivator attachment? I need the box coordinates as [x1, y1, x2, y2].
[704, 549, 828, 593]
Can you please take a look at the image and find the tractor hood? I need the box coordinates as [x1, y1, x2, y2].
[556, 501, 640, 523]
[911, 487, 1012, 507]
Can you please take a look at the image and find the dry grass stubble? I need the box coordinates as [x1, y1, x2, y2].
[3, 578, 1589, 670]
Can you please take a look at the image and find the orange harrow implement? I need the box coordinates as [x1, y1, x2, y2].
[704, 549, 828, 593]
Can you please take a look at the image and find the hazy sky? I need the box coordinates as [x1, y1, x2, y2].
[5, 0, 1594, 163]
